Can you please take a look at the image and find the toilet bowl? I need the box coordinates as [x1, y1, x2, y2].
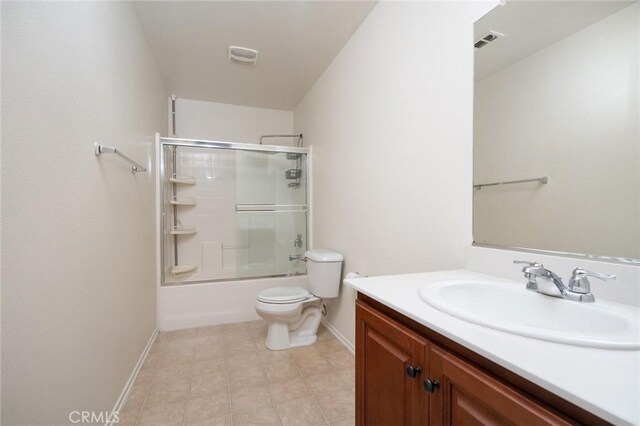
[255, 249, 343, 350]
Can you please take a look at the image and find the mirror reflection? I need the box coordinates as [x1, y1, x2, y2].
[473, 1, 639, 260]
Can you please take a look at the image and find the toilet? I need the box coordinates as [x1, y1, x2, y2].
[255, 249, 343, 350]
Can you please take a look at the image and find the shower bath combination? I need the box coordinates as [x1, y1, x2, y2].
[158, 135, 310, 286]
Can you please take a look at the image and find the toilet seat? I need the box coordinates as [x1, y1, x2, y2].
[257, 286, 311, 304]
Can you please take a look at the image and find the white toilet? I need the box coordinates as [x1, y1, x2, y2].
[255, 249, 343, 350]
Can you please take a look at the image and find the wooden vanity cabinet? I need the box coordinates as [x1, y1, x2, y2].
[356, 296, 605, 426]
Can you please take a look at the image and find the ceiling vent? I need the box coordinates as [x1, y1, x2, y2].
[474, 30, 505, 49]
[228, 46, 258, 67]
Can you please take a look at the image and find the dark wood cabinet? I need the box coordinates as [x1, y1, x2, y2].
[356, 295, 606, 426]
[356, 299, 428, 425]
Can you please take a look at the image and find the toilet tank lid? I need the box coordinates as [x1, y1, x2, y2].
[305, 249, 343, 262]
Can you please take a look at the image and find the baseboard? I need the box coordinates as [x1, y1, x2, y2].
[106, 328, 158, 426]
[321, 317, 355, 355]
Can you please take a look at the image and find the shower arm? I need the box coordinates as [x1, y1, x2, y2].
[259, 134, 303, 147]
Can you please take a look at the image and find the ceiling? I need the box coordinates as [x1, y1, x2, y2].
[134, 1, 377, 111]
[475, 1, 635, 81]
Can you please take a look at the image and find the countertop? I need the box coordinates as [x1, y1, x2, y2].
[345, 269, 640, 425]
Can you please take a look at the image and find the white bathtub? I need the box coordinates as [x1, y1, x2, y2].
[157, 275, 307, 331]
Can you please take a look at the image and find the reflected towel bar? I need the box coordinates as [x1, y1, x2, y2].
[474, 176, 548, 190]
[95, 143, 147, 174]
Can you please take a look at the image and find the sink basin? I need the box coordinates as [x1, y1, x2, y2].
[419, 280, 640, 350]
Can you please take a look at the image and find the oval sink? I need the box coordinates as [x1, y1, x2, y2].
[419, 280, 640, 350]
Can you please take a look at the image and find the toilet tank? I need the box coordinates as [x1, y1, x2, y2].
[305, 249, 344, 298]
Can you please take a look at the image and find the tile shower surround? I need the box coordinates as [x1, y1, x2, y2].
[119, 321, 355, 425]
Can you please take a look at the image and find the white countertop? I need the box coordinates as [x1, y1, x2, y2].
[345, 270, 640, 425]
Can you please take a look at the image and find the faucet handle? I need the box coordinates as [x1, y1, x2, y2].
[568, 268, 616, 294]
[513, 260, 544, 273]
[513, 260, 543, 267]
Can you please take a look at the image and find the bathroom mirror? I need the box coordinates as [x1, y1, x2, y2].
[473, 1, 639, 261]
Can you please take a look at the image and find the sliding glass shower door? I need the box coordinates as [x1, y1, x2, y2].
[161, 139, 308, 285]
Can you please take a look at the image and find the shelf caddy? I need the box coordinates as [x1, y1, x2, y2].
[170, 196, 197, 206]
[171, 265, 197, 277]
[170, 175, 196, 185]
[169, 225, 197, 235]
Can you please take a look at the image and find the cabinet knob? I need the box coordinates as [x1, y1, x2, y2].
[423, 378, 440, 393]
[405, 364, 422, 378]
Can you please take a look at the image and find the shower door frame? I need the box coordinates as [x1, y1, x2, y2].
[158, 135, 312, 286]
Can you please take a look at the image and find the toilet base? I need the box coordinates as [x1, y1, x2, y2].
[261, 300, 323, 351]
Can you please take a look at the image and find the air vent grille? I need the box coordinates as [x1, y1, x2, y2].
[228, 46, 258, 67]
[474, 30, 505, 49]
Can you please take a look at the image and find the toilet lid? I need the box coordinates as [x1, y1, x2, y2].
[257, 287, 311, 304]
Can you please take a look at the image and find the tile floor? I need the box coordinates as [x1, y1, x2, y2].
[118, 320, 355, 426]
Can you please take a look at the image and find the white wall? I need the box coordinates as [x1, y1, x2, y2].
[1, 3, 167, 424]
[294, 2, 491, 345]
[174, 98, 293, 145]
[474, 3, 639, 259]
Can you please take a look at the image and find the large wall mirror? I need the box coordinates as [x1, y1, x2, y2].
[473, 1, 639, 262]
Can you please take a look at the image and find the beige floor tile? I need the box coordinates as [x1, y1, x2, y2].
[232, 405, 281, 425]
[296, 355, 334, 378]
[193, 358, 227, 376]
[226, 339, 258, 355]
[228, 364, 266, 391]
[188, 413, 232, 426]
[186, 394, 231, 424]
[190, 373, 229, 400]
[198, 325, 226, 336]
[143, 351, 162, 368]
[315, 389, 355, 422]
[325, 351, 354, 370]
[122, 322, 354, 426]
[166, 328, 198, 340]
[196, 344, 226, 361]
[276, 396, 327, 425]
[267, 376, 312, 404]
[228, 352, 261, 368]
[334, 369, 355, 391]
[258, 350, 293, 365]
[315, 339, 345, 355]
[146, 376, 190, 406]
[197, 335, 226, 348]
[223, 322, 250, 335]
[230, 384, 272, 414]
[160, 345, 196, 366]
[156, 362, 192, 383]
[290, 346, 322, 360]
[247, 320, 267, 329]
[329, 417, 355, 426]
[304, 372, 348, 396]
[124, 381, 151, 408]
[263, 360, 300, 384]
[134, 364, 157, 387]
[116, 402, 142, 425]
[138, 400, 185, 426]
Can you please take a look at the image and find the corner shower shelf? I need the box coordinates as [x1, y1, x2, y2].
[170, 196, 196, 206]
[171, 265, 197, 277]
[169, 226, 197, 235]
[170, 175, 196, 185]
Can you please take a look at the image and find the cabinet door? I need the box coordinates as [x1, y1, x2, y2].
[356, 300, 428, 426]
[429, 345, 570, 426]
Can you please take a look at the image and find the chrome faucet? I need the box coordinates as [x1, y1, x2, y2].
[514, 260, 615, 302]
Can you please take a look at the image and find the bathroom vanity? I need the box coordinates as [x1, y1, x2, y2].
[346, 271, 640, 426]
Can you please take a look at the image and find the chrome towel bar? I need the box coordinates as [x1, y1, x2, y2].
[474, 176, 548, 190]
[94, 143, 147, 174]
